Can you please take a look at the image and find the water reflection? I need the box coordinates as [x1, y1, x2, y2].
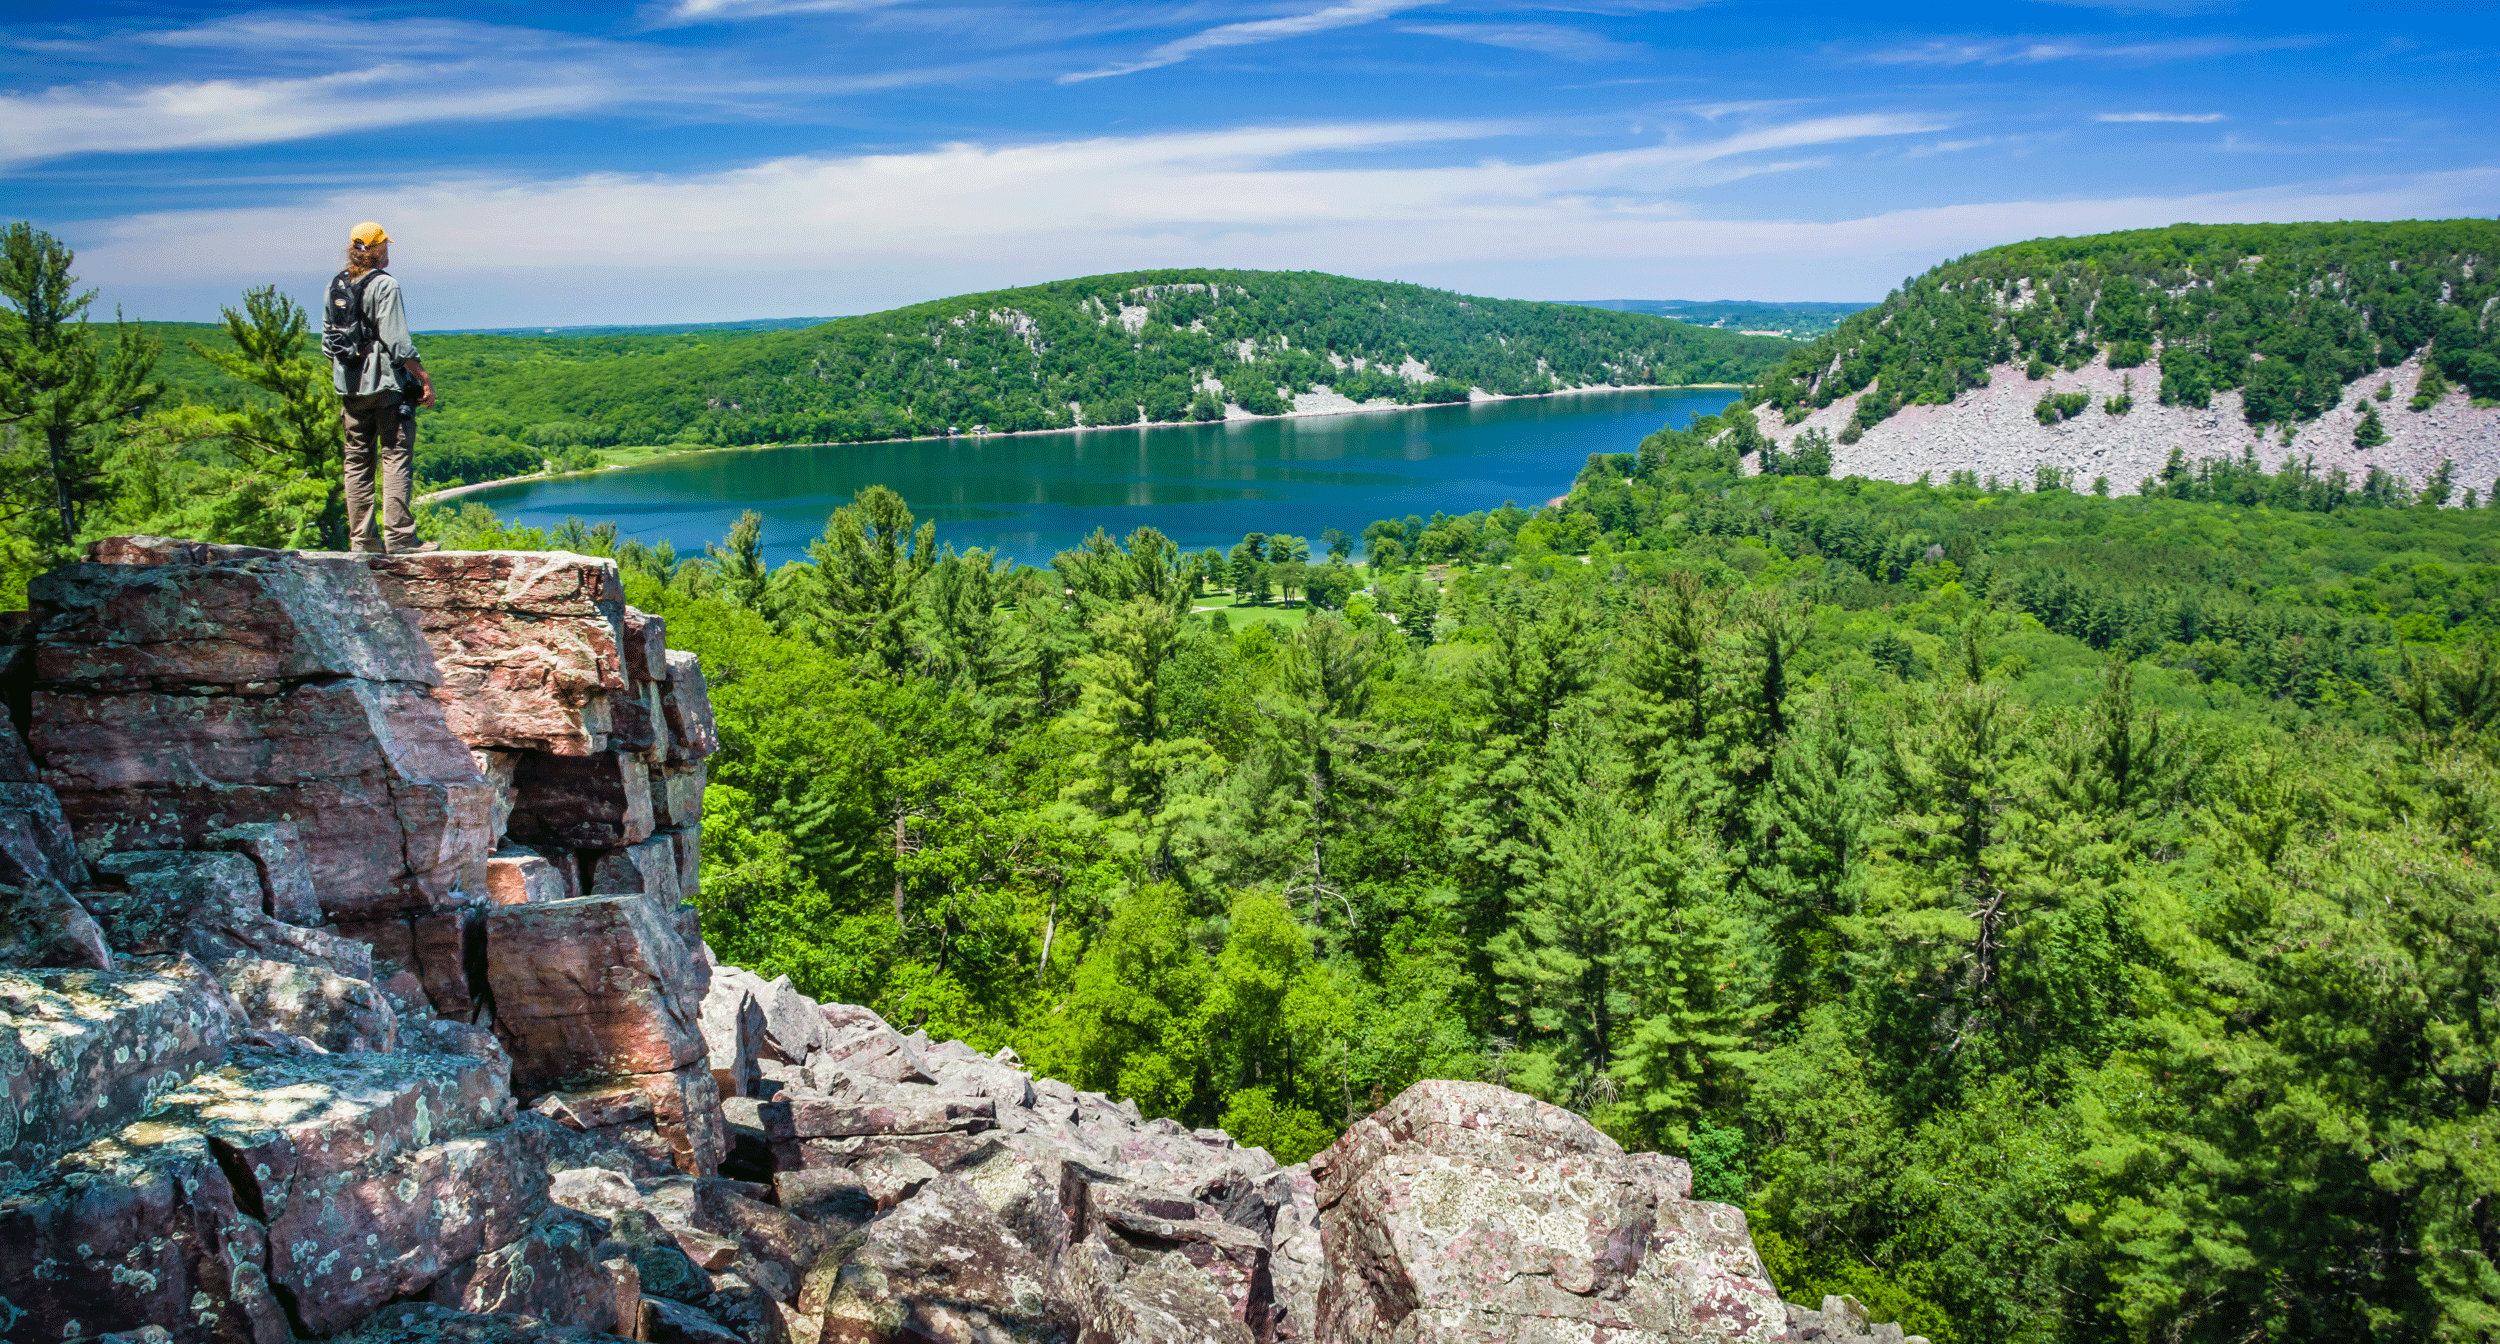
[464, 387, 1735, 567]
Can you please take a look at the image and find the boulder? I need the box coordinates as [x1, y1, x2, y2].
[31, 554, 439, 689]
[327, 1303, 635, 1344]
[426, 1205, 627, 1332]
[610, 682, 662, 755]
[661, 825, 702, 898]
[201, 820, 322, 925]
[337, 903, 484, 1019]
[702, 979, 765, 1101]
[154, 1045, 554, 1336]
[485, 842, 576, 905]
[712, 965, 825, 1065]
[662, 651, 719, 763]
[592, 833, 683, 902]
[359, 551, 629, 758]
[487, 893, 708, 1091]
[1309, 1080, 1787, 1344]
[1786, 1294, 1920, 1343]
[801, 1174, 1077, 1343]
[37, 679, 493, 919]
[1067, 1239, 1255, 1344]
[623, 607, 670, 684]
[644, 1296, 745, 1344]
[531, 1060, 729, 1179]
[0, 964, 235, 1176]
[0, 780, 87, 888]
[0, 879, 111, 970]
[774, 1093, 995, 1140]
[474, 748, 519, 845]
[814, 1004, 935, 1086]
[215, 955, 399, 1052]
[87, 850, 376, 979]
[654, 761, 707, 829]
[1086, 1185, 1272, 1333]
[0, 1121, 291, 1343]
[511, 751, 655, 851]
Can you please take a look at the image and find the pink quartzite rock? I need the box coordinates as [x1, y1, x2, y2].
[215, 955, 398, 1052]
[0, 781, 89, 890]
[591, 833, 682, 902]
[654, 761, 706, 829]
[0, 880, 111, 970]
[510, 750, 654, 851]
[776, 1093, 995, 1139]
[1308, 1080, 1786, 1344]
[662, 650, 718, 762]
[664, 826, 701, 898]
[622, 607, 669, 684]
[36, 679, 493, 919]
[84, 534, 284, 566]
[815, 1003, 936, 1085]
[0, 965, 234, 1176]
[803, 1173, 1078, 1343]
[31, 555, 440, 689]
[484, 843, 574, 905]
[202, 820, 323, 926]
[1068, 1239, 1257, 1344]
[486, 893, 709, 1093]
[473, 749, 518, 846]
[360, 551, 627, 757]
[701, 978, 763, 1101]
[609, 682, 660, 755]
[0, 1121, 291, 1343]
[330, 1302, 636, 1344]
[155, 1043, 548, 1336]
[426, 1206, 627, 1331]
[336, 904, 483, 1019]
[87, 850, 375, 981]
[710, 964, 825, 1065]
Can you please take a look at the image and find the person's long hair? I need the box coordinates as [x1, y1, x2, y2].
[345, 240, 384, 276]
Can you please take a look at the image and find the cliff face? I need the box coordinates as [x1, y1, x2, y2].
[0, 539, 1916, 1344]
[1749, 350, 2500, 498]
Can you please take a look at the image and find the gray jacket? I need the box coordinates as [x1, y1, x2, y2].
[332, 270, 421, 399]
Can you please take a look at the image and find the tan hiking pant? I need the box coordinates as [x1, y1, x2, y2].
[341, 391, 418, 554]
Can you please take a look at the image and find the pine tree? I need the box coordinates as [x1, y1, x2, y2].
[2354, 401, 2389, 450]
[0, 222, 159, 542]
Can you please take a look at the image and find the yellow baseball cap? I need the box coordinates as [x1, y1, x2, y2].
[350, 221, 390, 246]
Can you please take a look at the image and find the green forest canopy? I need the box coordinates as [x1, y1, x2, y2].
[1743, 218, 2500, 444]
[1558, 297, 1874, 339]
[140, 268, 1792, 490]
[413, 400, 2500, 1341]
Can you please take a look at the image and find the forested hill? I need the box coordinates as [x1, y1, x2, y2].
[153, 269, 1786, 487]
[1732, 219, 2500, 497]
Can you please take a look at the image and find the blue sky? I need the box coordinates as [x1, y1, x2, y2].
[5, 0, 2494, 327]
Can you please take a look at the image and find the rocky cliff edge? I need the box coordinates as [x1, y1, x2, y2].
[0, 537, 1917, 1344]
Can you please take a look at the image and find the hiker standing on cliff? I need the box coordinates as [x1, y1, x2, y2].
[325, 221, 435, 554]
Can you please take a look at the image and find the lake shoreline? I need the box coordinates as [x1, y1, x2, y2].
[418, 381, 1744, 506]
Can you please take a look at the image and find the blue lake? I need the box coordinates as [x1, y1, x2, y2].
[461, 386, 1737, 567]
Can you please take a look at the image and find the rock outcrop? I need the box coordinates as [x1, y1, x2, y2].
[1748, 352, 2499, 500]
[0, 537, 1916, 1344]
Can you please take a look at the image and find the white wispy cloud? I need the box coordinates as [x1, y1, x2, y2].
[656, 0, 914, 19]
[1861, 34, 2318, 65]
[2096, 110, 2227, 122]
[59, 110, 1957, 318]
[0, 13, 1005, 167]
[1400, 22, 1646, 60]
[1060, 0, 1424, 83]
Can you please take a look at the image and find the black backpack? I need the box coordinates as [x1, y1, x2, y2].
[321, 269, 383, 364]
